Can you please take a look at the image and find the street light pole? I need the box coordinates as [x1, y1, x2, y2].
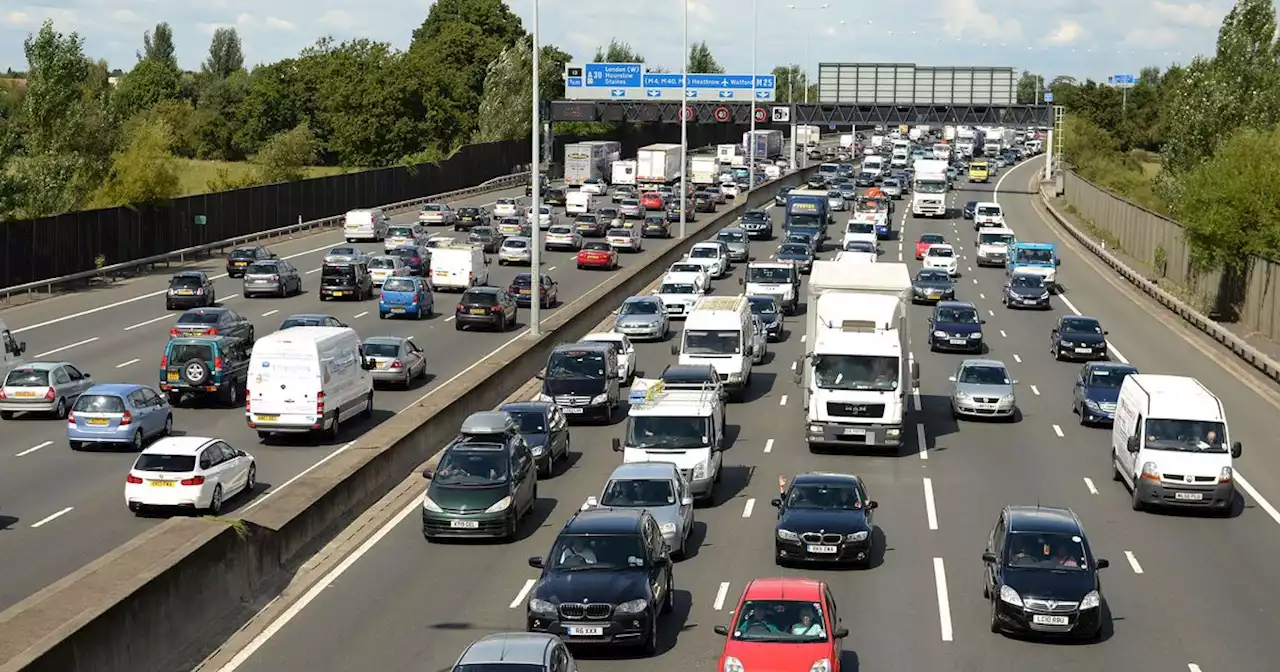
[529, 0, 542, 335]
[787, 4, 828, 104]
[679, 0, 688, 238]
[748, 0, 757, 188]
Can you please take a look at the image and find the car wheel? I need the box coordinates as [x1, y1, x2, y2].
[167, 392, 182, 406]
[207, 485, 224, 515]
[363, 391, 374, 418]
[662, 576, 675, 614]
[69, 441, 81, 451]
[245, 463, 257, 493]
[53, 397, 67, 419]
[1131, 486, 1145, 511]
[989, 598, 1001, 634]
[379, 311, 387, 320]
[162, 414, 173, 436]
[224, 379, 240, 407]
[131, 431, 144, 452]
[642, 617, 659, 655]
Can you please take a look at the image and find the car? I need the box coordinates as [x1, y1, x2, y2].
[773, 186, 794, 206]
[963, 200, 978, 219]
[805, 174, 828, 189]
[598, 205, 622, 224]
[611, 184, 637, 200]
[1051, 315, 1109, 361]
[686, 241, 730, 278]
[160, 335, 251, 406]
[368, 255, 411, 286]
[169, 307, 254, 343]
[455, 206, 488, 230]
[854, 171, 876, 187]
[1003, 272, 1052, 309]
[739, 210, 774, 239]
[493, 198, 526, 219]
[667, 261, 711, 288]
[776, 242, 814, 273]
[642, 214, 671, 238]
[693, 192, 717, 213]
[577, 241, 619, 270]
[613, 295, 669, 341]
[165, 271, 216, 310]
[655, 276, 706, 319]
[497, 216, 530, 238]
[68, 383, 173, 451]
[640, 191, 665, 211]
[279, 313, 347, 330]
[719, 181, 741, 198]
[715, 228, 751, 262]
[388, 244, 430, 275]
[784, 230, 818, 255]
[579, 177, 608, 196]
[915, 233, 948, 260]
[449, 632, 573, 672]
[526, 507, 674, 655]
[665, 199, 694, 223]
[713, 578, 850, 672]
[529, 205, 558, 229]
[580, 332, 637, 384]
[606, 227, 643, 253]
[319, 260, 375, 300]
[949, 358, 1018, 420]
[826, 190, 847, 212]
[544, 224, 583, 251]
[922, 243, 959, 276]
[225, 245, 275, 278]
[583, 462, 695, 556]
[321, 246, 364, 264]
[0, 361, 94, 419]
[835, 181, 857, 200]
[509, 272, 559, 309]
[747, 295, 783, 341]
[418, 203, 457, 226]
[573, 213, 606, 238]
[1072, 362, 1138, 425]
[881, 178, 903, 198]
[928, 301, 986, 353]
[983, 506, 1109, 641]
[468, 227, 504, 253]
[455, 286, 519, 331]
[378, 276, 435, 320]
[498, 236, 534, 265]
[544, 187, 568, 207]
[773, 471, 879, 567]
[618, 198, 644, 219]
[383, 223, 425, 252]
[527, 176, 549, 197]
[124, 436, 256, 515]
[499, 401, 570, 477]
[911, 268, 956, 304]
[361, 335, 428, 387]
[421, 411, 538, 540]
[843, 239, 877, 254]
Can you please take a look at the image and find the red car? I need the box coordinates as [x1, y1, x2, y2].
[714, 578, 849, 672]
[915, 233, 947, 260]
[577, 241, 619, 270]
[641, 191, 665, 210]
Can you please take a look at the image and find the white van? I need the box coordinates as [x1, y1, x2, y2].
[973, 201, 1005, 228]
[429, 243, 489, 292]
[566, 191, 593, 215]
[675, 296, 755, 400]
[1111, 374, 1242, 513]
[0, 318, 26, 376]
[344, 208, 390, 243]
[246, 326, 375, 441]
[617, 379, 725, 502]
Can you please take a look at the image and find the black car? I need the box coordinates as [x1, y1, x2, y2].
[693, 193, 716, 213]
[739, 210, 773, 239]
[526, 507, 674, 655]
[508, 272, 559, 309]
[225, 245, 275, 278]
[1003, 272, 1051, 309]
[573, 214, 606, 238]
[455, 286, 518, 331]
[545, 188, 567, 207]
[168, 307, 255, 344]
[983, 506, 1109, 641]
[500, 401, 571, 477]
[665, 202, 692, 223]
[539, 343, 619, 422]
[854, 171, 876, 187]
[1072, 362, 1138, 425]
[468, 227, 504, 253]
[159, 335, 252, 406]
[747, 296, 783, 341]
[388, 245, 430, 275]
[165, 271, 216, 310]
[928, 301, 985, 353]
[911, 269, 956, 304]
[963, 201, 978, 219]
[776, 243, 814, 274]
[455, 206, 488, 230]
[1052, 316, 1109, 361]
[774, 186, 795, 207]
[642, 214, 670, 238]
[772, 472, 878, 568]
[279, 313, 346, 330]
[319, 261, 374, 301]
[805, 175, 827, 190]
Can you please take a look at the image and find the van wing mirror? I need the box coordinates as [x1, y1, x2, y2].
[611, 437, 622, 452]
[18, 342, 26, 354]
[1232, 441, 1243, 458]
[981, 551, 997, 563]
[1126, 436, 1140, 453]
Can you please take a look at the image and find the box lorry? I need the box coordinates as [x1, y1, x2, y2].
[795, 125, 821, 146]
[563, 142, 612, 186]
[690, 156, 719, 185]
[911, 159, 949, 218]
[784, 189, 830, 243]
[794, 261, 916, 451]
[611, 159, 637, 186]
[717, 144, 740, 164]
[743, 130, 784, 159]
[637, 144, 682, 184]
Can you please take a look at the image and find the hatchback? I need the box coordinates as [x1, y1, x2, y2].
[165, 271, 216, 310]
[455, 287, 519, 331]
[0, 361, 94, 419]
[242, 259, 303, 298]
[509, 273, 559, 309]
[225, 245, 274, 278]
[68, 383, 173, 451]
[714, 579, 849, 671]
[378, 276, 435, 320]
[362, 336, 428, 387]
[169, 307, 255, 344]
[498, 237, 534, 265]
[544, 225, 583, 251]
[368, 255, 410, 286]
[388, 245, 430, 275]
[124, 436, 256, 515]
[450, 633, 573, 672]
[606, 227, 642, 253]
[949, 358, 1018, 420]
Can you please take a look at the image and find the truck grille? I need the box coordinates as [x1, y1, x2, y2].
[801, 532, 844, 544]
[1161, 474, 1217, 484]
[559, 603, 613, 620]
[825, 402, 884, 418]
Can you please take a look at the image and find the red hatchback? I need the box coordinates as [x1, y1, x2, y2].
[714, 578, 848, 672]
[641, 191, 665, 210]
[577, 241, 619, 270]
[915, 233, 947, 260]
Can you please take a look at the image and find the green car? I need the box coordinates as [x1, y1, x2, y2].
[159, 335, 251, 406]
[421, 411, 539, 541]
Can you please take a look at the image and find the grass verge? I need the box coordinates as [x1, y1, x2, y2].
[174, 159, 356, 197]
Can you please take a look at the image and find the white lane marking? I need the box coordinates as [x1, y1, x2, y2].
[124, 315, 173, 331]
[742, 498, 755, 518]
[972, 278, 978, 284]
[30, 506, 74, 528]
[353, 311, 368, 319]
[547, 266, 556, 271]
[1188, 664, 1203, 672]
[33, 337, 99, 358]
[1052, 424, 1064, 437]
[509, 578, 536, 609]
[1057, 293, 1131, 363]
[897, 250, 903, 262]
[116, 358, 140, 369]
[306, 268, 321, 274]
[1233, 473, 1280, 527]
[917, 423, 928, 459]
[764, 438, 774, 453]
[933, 557, 954, 642]
[912, 390, 921, 412]
[220, 294, 240, 302]
[779, 395, 788, 406]
[923, 477, 938, 530]
[978, 293, 985, 299]
[243, 441, 358, 511]
[987, 309, 993, 316]
[790, 360, 796, 371]
[1012, 354, 1021, 363]
[1030, 385, 1039, 395]
[1124, 550, 1144, 574]
[800, 334, 806, 342]
[261, 310, 278, 317]
[16, 440, 51, 457]
[999, 329, 1007, 338]
[713, 582, 731, 610]
[1083, 477, 1098, 494]
[444, 316, 456, 322]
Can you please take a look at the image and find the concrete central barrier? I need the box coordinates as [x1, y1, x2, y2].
[0, 165, 820, 672]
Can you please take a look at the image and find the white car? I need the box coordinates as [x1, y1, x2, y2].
[667, 261, 710, 288]
[418, 204, 456, 226]
[606, 227, 643, 252]
[368, 255, 410, 285]
[544, 224, 583, 251]
[498, 236, 533, 265]
[719, 181, 741, 198]
[923, 244, 960, 276]
[527, 205, 556, 228]
[493, 198, 525, 219]
[124, 436, 256, 515]
[686, 241, 729, 278]
[580, 178, 608, 196]
[580, 332, 637, 384]
[654, 274, 706, 319]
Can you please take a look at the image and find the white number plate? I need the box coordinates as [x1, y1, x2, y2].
[842, 428, 865, 435]
[1024, 299, 1038, 304]
[562, 407, 584, 414]
[1032, 615, 1070, 626]
[1175, 492, 1204, 501]
[949, 339, 967, 345]
[806, 545, 839, 554]
[567, 626, 603, 636]
[449, 520, 479, 529]
[1074, 347, 1092, 353]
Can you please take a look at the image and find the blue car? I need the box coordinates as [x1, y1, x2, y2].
[1072, 362, 1138, 425]
[379, 276, 435, 320]
[928, 301, 985, 353]
[68, 383, 173, 451]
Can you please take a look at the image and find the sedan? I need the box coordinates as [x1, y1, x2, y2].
[509, 272, 558, 308]
[928, 301, 985, 354]
[577, 241, 619, 270]
[0, 361, 94, 419]
[573, 214, 606, 238]
[225, 245, 275, 278]
[544, 225, 583, 251]
[606, 227, 643, 253]
[418, 203, 456, 226]
[497, 236, 534, 265]
[166, 271, 216, 310]
[322, 246, 364, 264]
[362, 336, 428, 388]
[1072, 362, 1138, 425]
[719, 181, 741, 198]
[124, 436, 255, 515]
[613, 295, 668, 341]
[242, 259, 303, 297]
[911, 268, 956, 304]
[455, 287, 518, 331]
[69, 383, 173, 451]
[169, 308, 254, 343]
[773, 471, 878, 567]
[881, 178, 903, 198]
[279, 313, 347, 330]
[618, 198, 644, 219]
[500, 401, 571, 477]
[1003, 272, 1052, 309]
[1051, 315, 1109, 361]
[949, 359, 1018, 420]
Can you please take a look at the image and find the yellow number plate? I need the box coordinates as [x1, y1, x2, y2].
[470, 308, 486, 314]
[235, 261, 247, 266]
[14, 391, 36, 397]
[332, 291, 344, 296]
[86, 418, 109, 426]
[150, 480, 175, 487]
[255, 414, 279, 422]
[167, 372, 179, 381]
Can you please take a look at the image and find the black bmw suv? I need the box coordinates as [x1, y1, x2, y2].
[526, 507, 674, 656]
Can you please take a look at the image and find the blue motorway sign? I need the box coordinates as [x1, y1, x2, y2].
[584, 63, 643, 87]
[1043, 92, 1053, 103]
[565, 64, 775, 102]
[1111, 73, 1135, 86]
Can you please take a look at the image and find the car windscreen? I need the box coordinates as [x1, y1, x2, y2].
[958, 365, 1010, 385]
[620, 300, 660, 315]
[505, 410, 547, 433]
[548, 534, 646, 571]
[73, 394, 125, 413]
[785, 483, 864, 510]
[779, 244, 809, 256]
[546, 351, 606, 379]
[433, 448, 509, 486]
[935, 307, 980, 324]
[1005, 532, 1088, 571]
[1086, 368, 1132, 389]
[133, 454, 197, 472]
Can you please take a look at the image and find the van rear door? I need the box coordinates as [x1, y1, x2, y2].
[250, 353, 322, 423]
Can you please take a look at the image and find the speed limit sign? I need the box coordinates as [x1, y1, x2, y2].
[753, 106, 767, 123]
[680, 104, 695, 121]
[713, 106, 731, 122]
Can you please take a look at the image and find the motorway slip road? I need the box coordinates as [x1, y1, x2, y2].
[203, 159, 1280, 672]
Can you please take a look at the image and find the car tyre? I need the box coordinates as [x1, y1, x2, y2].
[167, 391, 182, 406]
[162, 414, 173, 436]
[69, 440, 82, 451]
[207, 485, 224, 515]
[53, 397, 67, 419]
[1130, 486, 1145, 511]
[245, 462, 257, 494]
[989, 598, 1001, 634]
[131, 430, 144, 452]
[642, 617, 659, 656]
[224, 379, 241, 407]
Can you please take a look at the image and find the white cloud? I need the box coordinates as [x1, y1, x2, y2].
[265, 16, 294, 31]
[1123, 26, 1182, 48]
[936, 0, 1024, 41]
[317, 10, 352, 29]
[1045, 19, 1083, 45]
[1150, 1, 1223, 28]
[2, 11, 34, 28]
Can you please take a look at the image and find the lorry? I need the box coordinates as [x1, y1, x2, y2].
[795, 261, 916, 451]
[743, 130, 784, 159]
[795, 125, 821, 146]
[611, 159, 637, 186]
[784, 189, 830, 243]
[931, 143, 951, 161]
[840, 133, 855, 149]
[637, 144, 682, 184]
[911, 158, 949, 218]
[717, 144, 740, 164]
[563, 142, 607, 186]
[690, 156, 719, 185]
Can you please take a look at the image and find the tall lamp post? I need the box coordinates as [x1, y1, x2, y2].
[679, 0, 688, 238]
[529, 0, 542, 334]
[747, 0, 757, 189]
[787, 4, 828, 105]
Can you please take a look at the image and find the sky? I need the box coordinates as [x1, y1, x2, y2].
[0, 0, 1233, 82]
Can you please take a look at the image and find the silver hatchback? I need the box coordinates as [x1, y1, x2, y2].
[242, 259, 303, 298]
[714, 227, 750, 262]
[453, 633, 571, 672]
[949, 358, 1018, 420]
[0, 361, 94, 418]
[585, 462, 695, 557]
[362, 336, 428, 388]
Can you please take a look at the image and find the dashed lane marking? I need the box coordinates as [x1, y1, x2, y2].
[509, 579, 535, 609]
[15, 441, 51, 457]
[933, 558, 954, 642]
[713, 582, 731, 610]
[1083, 477, 1098, 494]
[30, 507, 73, 528]
[33, 337, 99, 358]
[923, 477, 939, 530]
[742, 498, 755, 518]
[1124, 550, 1144, 574]
[1052, 424, 1064, 438]
[116, 358, 140, 368]
[764, 438, 774, 453]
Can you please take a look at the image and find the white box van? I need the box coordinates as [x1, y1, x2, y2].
[566, 191, 593, 215]
[344, 208, 389, 243]
[1111, 374, 1242, 512]
[429, 244, 490, 292]
[674, 295, 756, 400]
[0, 318, 27, 377]
[246, 326, 375, 441]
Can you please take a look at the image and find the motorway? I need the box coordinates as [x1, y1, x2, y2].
[204, 156, 1280, 672]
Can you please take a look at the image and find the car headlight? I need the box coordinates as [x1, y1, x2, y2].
[693, 462, 708, 479]
[933, 330, 947, 337]
[777, 528, 799, 541]
[530, 444, 545, 456]
[660, 522, 677, 535]
[999, 584, 1023, 607]
[591, 393, 609, 404]
[1059, 340, 1073, 347]
[1039, 292, 1050, 299]
[422, 495, 443, 512]
[956, 391, 971, 400]
[533, 392, 553, 402]
[1084, 399, 1100, 409]
[529, 598, 555, 614]
[485, 496, 512, 513]
[723, 656, 744, 672]
[845, 531, 868, 542]
[728, 372, 743, 382]
[971, 332, 982, 339]
[810, 659, 832, 672]
[616, 598, 648, 614]
[1000, 394, 1015, 403]
[1080, 590, 1101, 610]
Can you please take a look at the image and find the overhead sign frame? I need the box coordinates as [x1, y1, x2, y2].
[565, 63, 776, 102]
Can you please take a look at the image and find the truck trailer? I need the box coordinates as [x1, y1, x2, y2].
[636, 144, 682, 184]
[742, 130, 784, 159]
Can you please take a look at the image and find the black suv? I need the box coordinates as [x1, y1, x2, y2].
[319, 261, 374, 301]
[159, 336, 252, 406]
[456, 287, 518, 331]
[526, 507, 674, 655]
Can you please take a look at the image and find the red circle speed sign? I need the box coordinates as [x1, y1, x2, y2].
[680, 104, 695, 121]
[753, 106, 767, 123]
[713, 105, 731, 123]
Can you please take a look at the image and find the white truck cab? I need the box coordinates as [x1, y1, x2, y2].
[973, 201, 1005, 228]
[1112, 374, 1241, 513]
[842, 220, 877, 250]
[975, 226, 1016, 267]
[741, 261, 800, 314]
[0, 318, 26, 377]
[614, 379, 725, 502]
[673, 295, 756, 400]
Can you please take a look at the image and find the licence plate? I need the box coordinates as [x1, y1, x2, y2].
[1024, 299, 1038, 304]
[178, 289, 194, 295]
[1032, 615, 1069, 626]
[842, 428, 865, 436]
[470, 308, 486, 314]
[949, 339, 967, 345]
[167, 372, 179, 381]
[86, 418, 109, 426]
[1074, 348, 1091, 353]
[567, 626, 603, 636]
[13, 391, 36, 397]
[235, 262, 247, 266]
[450, 520, 479, 529]
[1175, 492, 1204, 501]
[256, 415, 279, 422]
[391, 307, 405, 313]
[806, 545, 838, 554]
[149, 481, 175, 487]
[332, 291, 344, 296]
[434, 271, 448, 276]
[562, 407, 584, 414]
[520, 290, 531, 294]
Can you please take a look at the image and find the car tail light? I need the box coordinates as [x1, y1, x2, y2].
[45, 387, 55, 400]
[411, 293, 418, 304]
[160, 356, 168, 368]
[245, 397, 251, 413]
[380, 292, 386, 301]
[316, 391, 325, 415]
[120, 411, 133, 426]
[169, 328, 181, 336]
[181, 475, 206, 486]
[492, 305, 503, 312]
[391, 359, 403, 369]
[67, 410, 75, 424]
[126, 474, 143, 484]
[457, 303, 465, 312]
[214, 356, 224, 369]
[196, 287, 205, 295]
[207, 328, 218, 335]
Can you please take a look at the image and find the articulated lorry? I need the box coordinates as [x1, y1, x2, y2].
[795, 261, 916, 451]
[637, 144, 682, 184]
[743, 130, 784, 159]
[911, 158, 949, 218]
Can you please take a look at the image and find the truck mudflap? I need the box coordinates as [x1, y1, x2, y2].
[805, 422, 903, 448]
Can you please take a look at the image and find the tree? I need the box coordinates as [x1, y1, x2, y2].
[203, 28, 244, 78]
[139, 22, 177, 68]
[1016, 71, 1044, 104]
[688, 41, 722, 74]
[251, 121, 319, 183]
[474, 36, 571, 143]
[91, 117, 181, 207]
[115, 58, 182, 117]
[594, 39, 644, 63]
[770, 64, 816, 104]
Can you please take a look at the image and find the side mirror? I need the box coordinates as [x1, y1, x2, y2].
[1096, 558, 1111, 569]
[833, 627, 849, 639]
[948, 375, 957, 382]
[1075, 378, 1084, 387]
[528, 557, 545, 569]
[982, 551, 997, 563]
[1103, 330, 1109, 335]
[770, 498, 782, 507]
[1126, 436, 1140, 453]
[866, 500, 879, 510]
[1232, 441, 1243, 458]
[1051, 327, 1058, 333]
[1011, 379, 1019, 385]
[611, 437, 622, 453]
[422, 467, 434, 479]
[980, 319, 987, 324]
[738, 277, 745, 286]
[746, 345, 755, 357]
[1055, 258, 1062, 266]
[927, 317, 934, 324]
[82, 373, 92, 378]
[714, 625, 730, 636]
[534, 373, 544, 380]
[18, 342, 26, 353]
[681, 496, 694, 506]
[236, 449, 248, 458]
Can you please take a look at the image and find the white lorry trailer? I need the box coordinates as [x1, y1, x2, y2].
[611, 159, 637, 186]
[690, 156, 719, 185]
[563, 142, 611, 186]
[795, 126, 821, 146]
[911, 158, 949, 218]
[743, 130, 784, 159]
[637, 144, 682, 184]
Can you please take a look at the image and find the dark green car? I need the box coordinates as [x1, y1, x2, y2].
[158, 336, 251, 406]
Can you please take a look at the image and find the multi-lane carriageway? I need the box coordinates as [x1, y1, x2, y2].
[199, 157, 1280, 672]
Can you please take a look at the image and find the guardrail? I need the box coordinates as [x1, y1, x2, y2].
[1038, 186, 1280, 384]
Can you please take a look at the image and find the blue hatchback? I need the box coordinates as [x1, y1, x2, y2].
[379, 276, 435, 320]
[68, 383, 173, 451]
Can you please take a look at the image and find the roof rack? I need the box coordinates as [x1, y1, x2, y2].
[628, 378, 717, 409]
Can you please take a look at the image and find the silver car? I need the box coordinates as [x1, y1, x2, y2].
[618, 198, 644, 219]
[614, 295, 668, 340]
[452, 633, 571, 672]
[714, 227, 750, 262]
[418, 203, 456, 226]
[0, 361, 94, 418]
[322, 246, 364, 264]
[585, 462, 695, 557]
[949, 358, 1018, 420]
[362, 336, 428, 388]
[242, 259, 303, 298]
[881, 179, 903, 199]
[368, 255, 411, 286]
[826, 191, 847, 212]
[498, 236, 534, 265]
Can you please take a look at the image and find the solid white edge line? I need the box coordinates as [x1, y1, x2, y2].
[742, 498, 755, 518]
[1124, 550, 1144, 574]
[1233, 473, 1280, 527]
[922, 477, 938, 530]
[932, 557, 954, 642]
[30, 506, 74, 528]
[713, 582, 731, 610]
[15, 440, 52, 457]
[33, 337, 99, 358]
[508, 579, 536, 609]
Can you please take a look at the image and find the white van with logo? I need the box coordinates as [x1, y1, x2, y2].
[1111, 373, 1242, 513]
[344, 208, 390, 243]
[566, 190, 593, 215]
[0, 318, 26, 377]
[429, 243, 490, 292]
[246, 326, 375, 441]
